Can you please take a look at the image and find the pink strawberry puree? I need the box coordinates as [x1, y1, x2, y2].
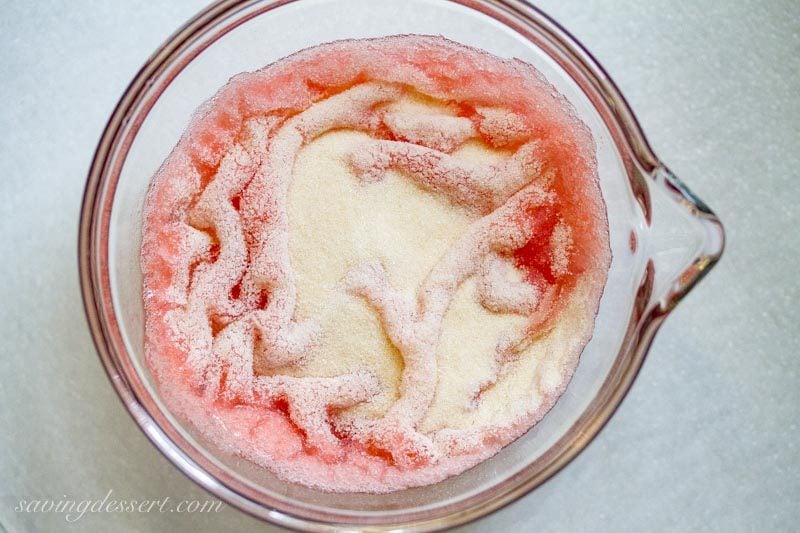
[141, 35, 611, 492]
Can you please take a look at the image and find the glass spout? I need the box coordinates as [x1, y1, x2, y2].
[640, 166, 725, 316]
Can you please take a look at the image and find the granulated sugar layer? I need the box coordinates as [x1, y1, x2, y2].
[141, 35, 611, 493]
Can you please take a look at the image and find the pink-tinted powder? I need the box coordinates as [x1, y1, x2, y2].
[141, 35, 610, 492]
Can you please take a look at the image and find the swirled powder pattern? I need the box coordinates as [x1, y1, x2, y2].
[141, 36, 611, 492]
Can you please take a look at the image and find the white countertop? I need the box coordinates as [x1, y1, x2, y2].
[1, 0, 798, 531]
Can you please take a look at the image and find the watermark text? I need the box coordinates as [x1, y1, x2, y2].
[15, 490, 224, 523]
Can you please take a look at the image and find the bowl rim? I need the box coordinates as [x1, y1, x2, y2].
[78, 0, 725, 530]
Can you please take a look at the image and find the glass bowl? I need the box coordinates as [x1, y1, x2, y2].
[79, 0, 725, 530]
